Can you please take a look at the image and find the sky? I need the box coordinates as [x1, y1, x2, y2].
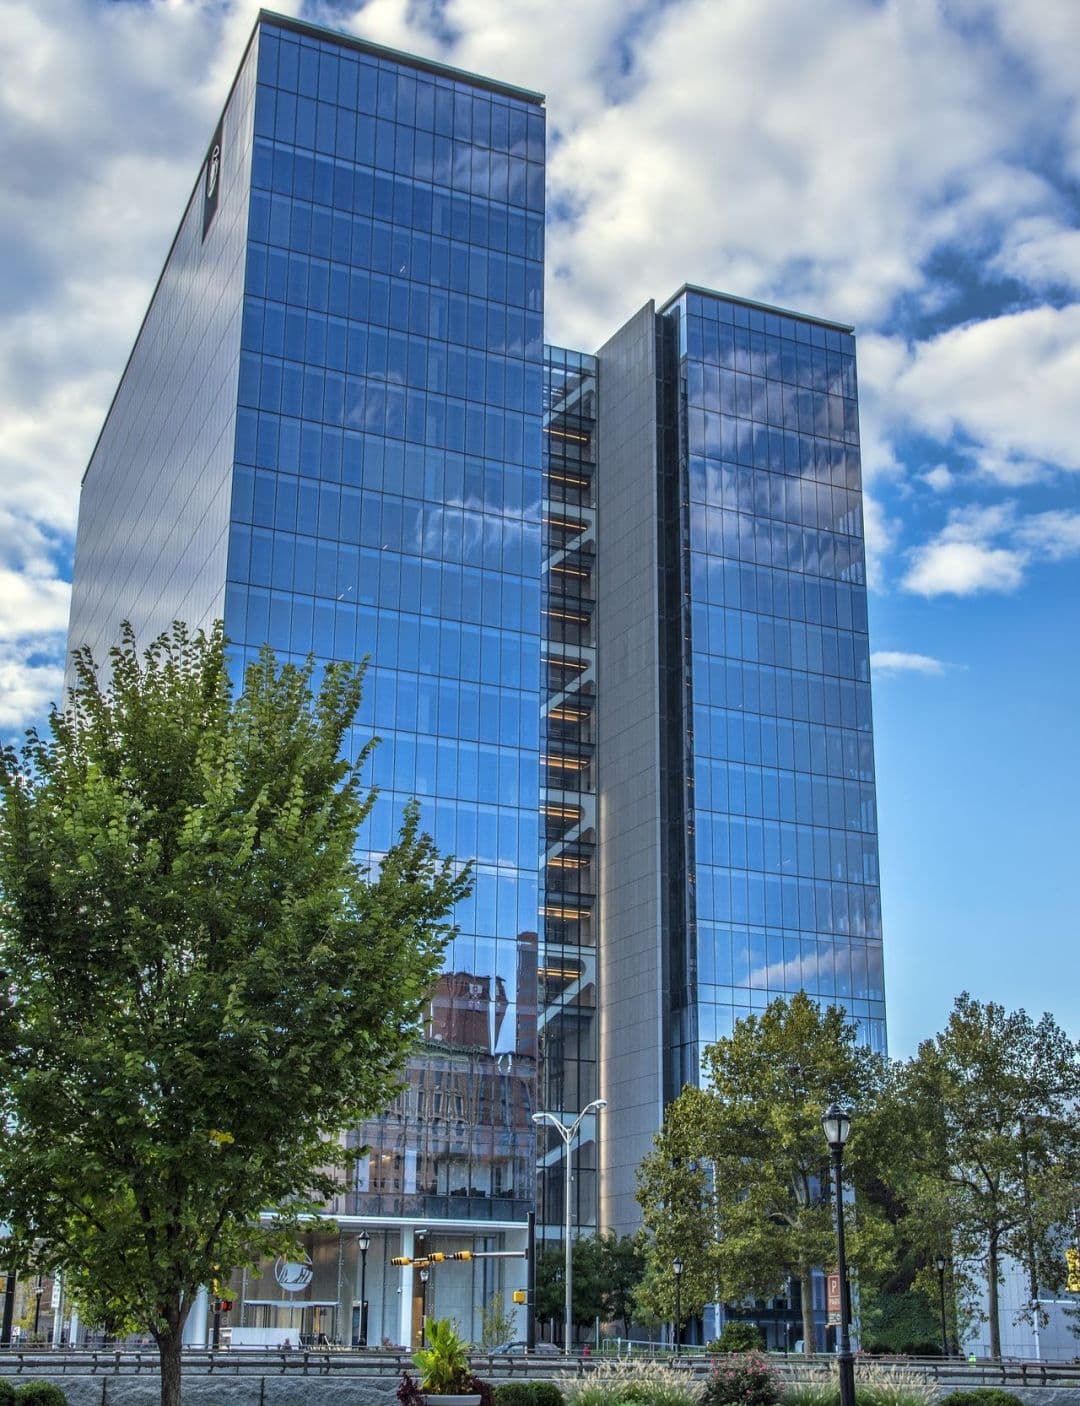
[1, 0, 1078, 1059]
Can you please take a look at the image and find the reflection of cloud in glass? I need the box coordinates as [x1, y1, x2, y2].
[712, 930, 885, 1004]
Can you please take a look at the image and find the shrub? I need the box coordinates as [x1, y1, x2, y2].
[398, 1372, 425, 1406]
[710, 1323, 766, 1354]
[15, 1386, 68, 1406]
[0, 1381, 16, 1406]
[557, 1360, 701, 1406]
[942, 1394, 1022, 1406]
[469, 1378, 497, 1406]
[854, 1365, 936, 1406]
[782, 1368, 838, 1406]
[533, 1384, 565, 1406]
[701, 1356, 781, 1406]
[495, 1387, 537, 1406]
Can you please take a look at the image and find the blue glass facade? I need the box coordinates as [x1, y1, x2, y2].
[68, 11, 547, 1347]
[226, 18, 546, 1226]
[664, 288, 885, 1092]
[67, 9, 889, 1349]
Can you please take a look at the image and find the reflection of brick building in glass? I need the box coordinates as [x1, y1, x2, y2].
[66, 3, 889, 1356]
[430, 968, 511, 1050]
[338, 930, 537, 1219]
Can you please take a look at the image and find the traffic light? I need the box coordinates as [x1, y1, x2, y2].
[1067, 1246, 1080, 1293]
[512, 1290, 527, 1305]
[450, 1250, 472, 1261]
[429, 1253, 445, 1263]
[391, 1257, 412, 1267]
[219, 1299, 234, 1313]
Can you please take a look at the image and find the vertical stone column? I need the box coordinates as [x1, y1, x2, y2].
[397, 1228, 415, 1350]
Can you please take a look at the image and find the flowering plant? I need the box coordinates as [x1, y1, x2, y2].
[701, 1355, 781, 1406]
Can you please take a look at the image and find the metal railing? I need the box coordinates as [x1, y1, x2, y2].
[0, 1348, 1077, 1386]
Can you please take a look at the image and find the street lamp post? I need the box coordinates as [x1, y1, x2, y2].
[673, 1257, 684, 1357]
[532, 1099, 608, 1355]
[822, 1104, 855, 1406]
[935, 1254, 948, 1358]
[357, 1230, 371, 1347]
[419, 1267, 429, 1347]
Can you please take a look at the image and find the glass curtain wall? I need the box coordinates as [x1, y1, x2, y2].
[663, 290, 885, 1093]
[537, 348, 600, 1244]
[225, 16, 546, 1222]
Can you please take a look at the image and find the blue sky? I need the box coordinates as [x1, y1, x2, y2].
[1, 0, 1077, 1057]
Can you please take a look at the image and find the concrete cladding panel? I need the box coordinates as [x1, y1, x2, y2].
[594, 302, 666, 1235]
[67, 37, 259, 670]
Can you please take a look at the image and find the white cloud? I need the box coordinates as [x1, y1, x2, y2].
[903, 540, 1027, 596]
[2, 0, 1080, 729]
[0, 509, 72, 733]
[881, 305, 1080, 482]
[902, 500, 1080, 595]
[992, 216, 1080, 293]
[861, 491, 902, 593]
[871, 650, 947, 676]
[0, 645, 65, 735]
[921, 465, 955, 493]
[1014, 509, 1080, 561]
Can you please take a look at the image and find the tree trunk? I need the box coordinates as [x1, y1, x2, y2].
[157, 1327, 183, 1406]
[800, 1266, 816, 1353]
[987, 1237, 1001, 1360]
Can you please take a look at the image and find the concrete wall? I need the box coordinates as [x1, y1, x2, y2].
[594, 302, 666, 1237]
[5, 1366, 1080, 1406]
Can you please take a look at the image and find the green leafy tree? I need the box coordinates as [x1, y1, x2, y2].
[534, 1238, 605, 1341]
[479, 1291, 518, 1348]
[597, 1231, 645, 1338]
[636, 992, 891, 1350]
[891, 994, 1080, 1359]
[0, 623, 469, 1406]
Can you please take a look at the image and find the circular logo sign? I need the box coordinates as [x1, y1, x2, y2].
[274, 1254, 314, 1293]
[206, 143, 221, 200]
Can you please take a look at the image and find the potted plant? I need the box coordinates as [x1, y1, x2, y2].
[412, 1317, 480, 1406]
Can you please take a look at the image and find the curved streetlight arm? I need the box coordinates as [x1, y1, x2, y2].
[530, 1100, 607, 1354]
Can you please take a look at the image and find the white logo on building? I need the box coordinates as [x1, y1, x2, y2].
[206, 143, 221, 200]
[274, 1254, 314, 1293]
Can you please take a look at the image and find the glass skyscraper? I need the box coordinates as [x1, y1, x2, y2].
[67, 10, 883, 1353]
[69, 10, 546, 1350]
[593, 292, 884, 1251]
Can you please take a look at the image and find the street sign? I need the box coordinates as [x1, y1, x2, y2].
[828, 1311, 842, 1326]
[827, 1271, 842, 1315]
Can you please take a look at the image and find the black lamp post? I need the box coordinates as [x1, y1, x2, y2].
[673, 1257, 684, 1357]
[822, 1104, 855, 1406]
[357, 1230, 371, 1347]
[935, 1254, 948, 1358]
[419, 1267, 430, 1347]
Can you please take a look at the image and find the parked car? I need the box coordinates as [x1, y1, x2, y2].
[489, 1341, 561, 1355]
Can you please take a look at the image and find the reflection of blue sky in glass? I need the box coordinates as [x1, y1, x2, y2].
[5, 1, 1080, 1057]
[670, 290, 885, 1079]
[65, 13, 547, 1222]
